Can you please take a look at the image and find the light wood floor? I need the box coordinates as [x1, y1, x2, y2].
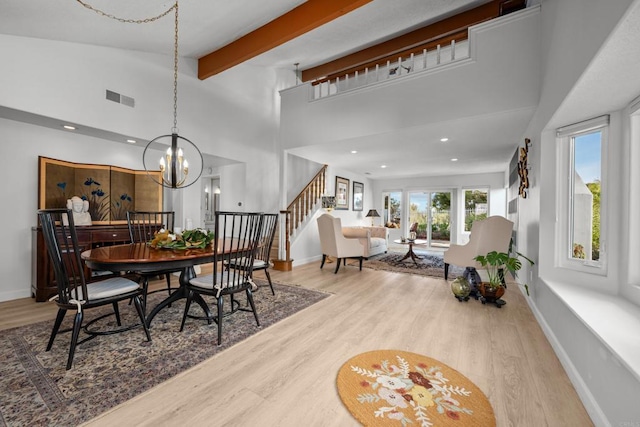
[1, 262, 593, 427]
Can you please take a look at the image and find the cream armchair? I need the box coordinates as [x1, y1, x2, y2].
[443, 216, 514, 280]
[317, 214, 365, 273]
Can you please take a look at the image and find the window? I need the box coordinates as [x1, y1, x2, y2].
[383, 191, 402, 227]
[557, 116, 608, 273]
[464, 188, 488, 231]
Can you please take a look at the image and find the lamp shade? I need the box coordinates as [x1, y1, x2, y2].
[366, 209, 380, 218]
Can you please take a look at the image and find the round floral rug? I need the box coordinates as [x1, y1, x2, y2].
[336, 350, 495, 426]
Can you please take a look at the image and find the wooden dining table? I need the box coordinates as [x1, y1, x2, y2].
[82, 242, 216, 325]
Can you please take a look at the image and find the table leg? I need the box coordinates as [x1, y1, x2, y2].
[146, 266, 211, 326]
[399, 243, 423, 265]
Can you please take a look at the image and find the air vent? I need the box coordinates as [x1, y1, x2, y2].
[120, 95, 135, 107]
[105, 90, 135, 108]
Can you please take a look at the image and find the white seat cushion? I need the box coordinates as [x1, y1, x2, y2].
[189, 271, 251, 297]
[225, 257, 268, 269]
[82, 277, 140, 300]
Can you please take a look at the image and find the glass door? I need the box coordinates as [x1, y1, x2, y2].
[430, 191, 451, 248]
[408, 190, 451, 248]
[382, 191, 402, 242]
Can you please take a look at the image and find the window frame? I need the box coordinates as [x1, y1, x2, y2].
[627, 98, 640, 293]
[556, 115, 609, 275]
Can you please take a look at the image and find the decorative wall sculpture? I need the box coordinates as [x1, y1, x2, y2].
[518, 138, 531, 198]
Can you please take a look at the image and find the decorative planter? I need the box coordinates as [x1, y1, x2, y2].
[450, 277, 471, 302]
[478, 282, 506, 307]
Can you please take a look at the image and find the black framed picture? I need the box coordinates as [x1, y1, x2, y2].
[335, 176, 349, 210]
[353, 181, 364, 211]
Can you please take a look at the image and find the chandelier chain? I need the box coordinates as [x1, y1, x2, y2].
[75, 0, 177, 24]
[173, 2, 179, 133]
[75, 0, 181, 133]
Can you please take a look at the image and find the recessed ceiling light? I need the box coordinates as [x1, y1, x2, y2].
[381, 165, 387, 168]
[127, 139, 137, 144]
[63, 125, 76, 130]
[451, 158, 458, 162]
[351, 150, 357, 154]
[440, 137, 449, 142]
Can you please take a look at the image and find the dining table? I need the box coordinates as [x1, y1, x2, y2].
[82, 242, 217, 325]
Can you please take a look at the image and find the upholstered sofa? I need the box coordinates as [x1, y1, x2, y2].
[342, 225, 389, 258]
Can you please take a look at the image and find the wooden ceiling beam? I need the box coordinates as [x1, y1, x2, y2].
[197, 0, 373, 80]
[301, 0, 525, 82]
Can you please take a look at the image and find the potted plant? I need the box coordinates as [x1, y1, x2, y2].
[473, 250, 533, 307]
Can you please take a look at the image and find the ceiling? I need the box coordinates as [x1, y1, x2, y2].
[0, 0, 499, 67]
[1, 0, 543, 179]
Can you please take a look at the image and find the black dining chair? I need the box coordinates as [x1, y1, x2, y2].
[225, 212, 278, 295]
[38, 208, 151, 370]
[126, 211, 179, 307]
[180, 211, 264, 345]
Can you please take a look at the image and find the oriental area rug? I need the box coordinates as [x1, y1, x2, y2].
[356, 251, 465, 279]
[337, 350, 495, 427]
[0, 280, 329, 427]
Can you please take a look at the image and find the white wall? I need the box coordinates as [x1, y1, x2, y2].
[0, 35, 285, 301]
[290, 167, 374, 265]
[0, 118, 146, 301]
[517, 0, 640, 424]
[286, 153, 325, 202]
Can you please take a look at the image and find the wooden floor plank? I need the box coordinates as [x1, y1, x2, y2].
[0, 262, 593, 426]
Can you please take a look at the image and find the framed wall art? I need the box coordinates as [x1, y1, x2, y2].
[335, 176, 349, 210]
[352, 181, 364, 211]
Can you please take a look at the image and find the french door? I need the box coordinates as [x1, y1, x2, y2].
[407, 190, 451, 248]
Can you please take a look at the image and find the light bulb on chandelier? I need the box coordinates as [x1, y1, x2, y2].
[145, 131, 201, 189]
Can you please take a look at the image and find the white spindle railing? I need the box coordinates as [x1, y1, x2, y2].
[311, 39, 469, 100]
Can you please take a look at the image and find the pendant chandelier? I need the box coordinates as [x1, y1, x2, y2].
[77, 0, 203, 189]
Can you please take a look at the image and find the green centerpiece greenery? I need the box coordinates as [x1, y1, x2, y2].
[150, 228, 214, 249]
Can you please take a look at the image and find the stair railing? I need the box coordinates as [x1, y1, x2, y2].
[273, 165, 327, 270]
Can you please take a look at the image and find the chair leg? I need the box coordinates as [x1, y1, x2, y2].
[334, 258, 341, 274]
[165, 274, 172, 295]
[133, 295, 152, 342]
[66, 310, 84, 370]
[135, 277, 149, 314]
[359, 257, 363, 270]
[46, 308, 67, 351]
[320, 254, 326, 269]
[246, 288, 260, 327]
[444, 263, 449, 280]
[217, 296, 224, 346]
[179, 290, 194, 332]
[264, 269, 275, 295]
[165, 275, 173, 308]
[112, 302, 122, 326]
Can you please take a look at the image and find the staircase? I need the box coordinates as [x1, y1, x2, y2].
[272, 165, 327, 271]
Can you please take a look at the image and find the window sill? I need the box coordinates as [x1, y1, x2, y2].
[544, 280, 640, 382]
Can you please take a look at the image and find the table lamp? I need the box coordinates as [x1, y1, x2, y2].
[366, 209, 380, 226]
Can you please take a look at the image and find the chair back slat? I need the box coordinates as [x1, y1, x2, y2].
[255, 213, 278, 263]
[38, 209, 88, 304]
[126, 211, 175, 243]
[213, 212, 263, 292]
